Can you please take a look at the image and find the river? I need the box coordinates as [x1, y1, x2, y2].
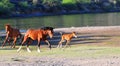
[0, 12, 120, 30]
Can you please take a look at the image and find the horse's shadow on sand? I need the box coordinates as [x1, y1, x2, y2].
[70, 35, 111, 44]
[50, 33, 112, 46]
[0, 33, 112, 49]
[0, 47, 16, 50]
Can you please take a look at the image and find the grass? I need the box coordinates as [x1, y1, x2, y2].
[1, 35, 120, 60]
[1, 45, 120, 59]
[0, 35, 120, 60]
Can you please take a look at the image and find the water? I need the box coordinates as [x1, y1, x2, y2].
[0, 12, 120, 30]
[0, 12, 120, 45]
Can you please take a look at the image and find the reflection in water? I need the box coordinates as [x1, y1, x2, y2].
[0, 13, 120, 30]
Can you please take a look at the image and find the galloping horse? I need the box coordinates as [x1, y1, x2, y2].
[57, 32, 77, 48]
[17, 27, 54, 53]
[2, 24, 22, 48]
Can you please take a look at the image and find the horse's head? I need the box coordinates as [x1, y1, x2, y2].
[5, 24, 11, 33]
[46, 29, 53, 38]
[42, 27, 54, 38]
[72, 32, 77, 38]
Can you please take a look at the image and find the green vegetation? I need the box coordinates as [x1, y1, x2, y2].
[0, 0, 14, 16]
[62, 0, 90, 4]
[62, 0, 76, 4]
[1, 45, 120, 58]
[0, 0, 120, 18]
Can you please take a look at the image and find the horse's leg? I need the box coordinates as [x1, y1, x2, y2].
[44, 40, 51, 50]
[18, 34, 23, 45]
[2, 35, 9, 48]
[26, 38, 32, 52]
[64, 40, 70, 49]
[11, 37, 17, 48]
[17, 36, 28, 52]
[66, 40, 71, 48]
[7, 37, 11, 46]
[57, 41, 61, 48]
[57, 40, 63, 48]
[37, 39, 41, 53]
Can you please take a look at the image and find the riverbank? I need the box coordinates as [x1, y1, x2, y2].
[1, 26, 120, 66]
[2, 10, 120, 19]
[55, 26, 120, 35]
[1, 0, 120, 18]
[1, 26, 120, 36]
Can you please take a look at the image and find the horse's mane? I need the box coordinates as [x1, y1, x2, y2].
[41, 27, 54, 31]
[5, 24, 13, 32]
[5, 24, 11, 28]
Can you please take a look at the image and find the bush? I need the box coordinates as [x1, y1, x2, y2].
[0, 0, 14, 16]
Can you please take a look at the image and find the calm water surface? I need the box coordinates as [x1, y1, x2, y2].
[0, 13, 120, 30]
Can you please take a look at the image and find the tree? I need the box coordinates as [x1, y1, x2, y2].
[42, 0, 62, 12]
[0, 0, 14, 16]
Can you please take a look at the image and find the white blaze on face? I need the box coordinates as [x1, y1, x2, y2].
[73, 33, 77, 38]
[74, 35, 77, 38]
[49, 31, 53, 38]
[50, 34, 53, 38]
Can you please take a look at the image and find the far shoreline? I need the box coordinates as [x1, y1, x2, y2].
[1, 10, 120, 19]
[54, 26, 120, 35]
[0, 26, 120, 36]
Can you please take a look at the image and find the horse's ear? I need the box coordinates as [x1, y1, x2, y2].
[52, 27, 54, 29]
[49, 27, 54, 30]
[51, 27, 54, 30]
[72, 31, 76, 33]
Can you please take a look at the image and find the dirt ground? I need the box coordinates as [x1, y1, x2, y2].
[1, 26, 120, 66]
[1, 56, 120, 66]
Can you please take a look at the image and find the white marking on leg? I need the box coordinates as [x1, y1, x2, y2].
[37, 48, 41, 53]
[17, 46, 22, 52]
[60, 44, 62, 48]
[57, 45, 60, 48]
[27, 47, 31, 53]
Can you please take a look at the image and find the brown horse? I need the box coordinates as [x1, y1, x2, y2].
[2, 24, 22, 48]
[17, 27, 54, 53]
[57, 32, 77, 48]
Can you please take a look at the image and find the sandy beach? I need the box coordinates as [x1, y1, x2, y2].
[1, 26, 120, 66]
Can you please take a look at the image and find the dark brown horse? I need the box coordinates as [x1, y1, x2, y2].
[2, 24, 22, 48]
[57, 32, 77, 48]
[17, 27, 54, 52]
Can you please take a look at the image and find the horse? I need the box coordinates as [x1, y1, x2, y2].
[2, 24, 22, 48]
[17, 27, 54, 53]
[57, 32, 77, 49]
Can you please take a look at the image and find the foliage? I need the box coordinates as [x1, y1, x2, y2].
[76, 0, 91, 3]
[0, 0, 14, 16]
[19, 1, 29, 8]
[62, 0, 91, 4]
[62, 0, 77, 4]
[0, 0, 119, 17]
[62, 4, 78, 11]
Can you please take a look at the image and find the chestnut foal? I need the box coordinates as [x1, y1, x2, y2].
[57, 32, 77, 48]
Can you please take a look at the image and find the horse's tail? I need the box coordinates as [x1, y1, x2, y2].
[59, 32, 63, 36]
[18, 33, 24, 45]
[19, 33, 22, 38]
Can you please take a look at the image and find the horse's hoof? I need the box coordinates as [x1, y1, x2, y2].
[17, 50, 20, 52]
[37, 49, 41, 53]
[28, 51, 31, 53]
[37, 50, 41, 53]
